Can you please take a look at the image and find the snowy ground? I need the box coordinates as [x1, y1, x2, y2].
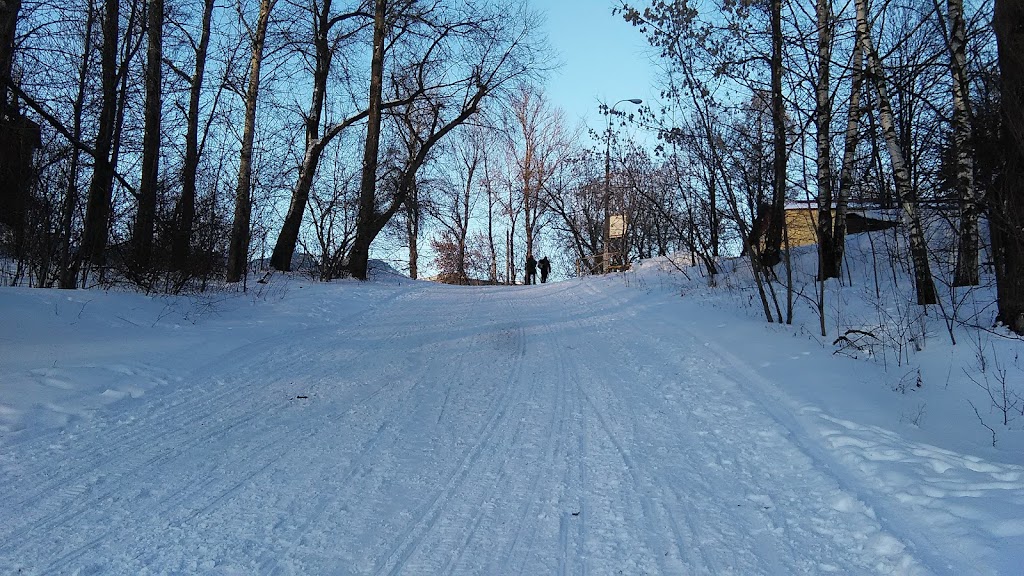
[1, 252, 1023, 574]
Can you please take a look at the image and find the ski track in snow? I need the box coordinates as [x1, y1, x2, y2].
[1, 279, 1021, 574]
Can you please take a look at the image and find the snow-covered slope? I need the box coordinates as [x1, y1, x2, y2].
[1, 247, 1022, 574]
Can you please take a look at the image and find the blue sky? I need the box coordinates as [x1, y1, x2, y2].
[540, 1, 658, 137]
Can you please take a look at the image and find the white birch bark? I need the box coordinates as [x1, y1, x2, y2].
[833, 39, 864, 278]
[815, 0, 837, 280]
[855, 0, 937, 305]
[950, 0, 979, 286]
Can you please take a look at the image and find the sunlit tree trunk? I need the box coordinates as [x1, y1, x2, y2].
[349, 0, 387, 281]
[226, 0, 276, 283]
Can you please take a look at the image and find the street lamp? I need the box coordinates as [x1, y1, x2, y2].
[604, 98, 642, 273]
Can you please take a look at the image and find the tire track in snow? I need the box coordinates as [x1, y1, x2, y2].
[0, 287, 422, 571]
[574, 279, 931, 573]
[374, 297, 526, 576]
[556, 282, 701, 574]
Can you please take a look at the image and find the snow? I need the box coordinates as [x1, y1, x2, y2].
[1, 244, 1023, 575]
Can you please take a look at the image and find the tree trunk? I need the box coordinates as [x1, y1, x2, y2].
[815, 0, 837, 280]
[950, 0, 979, 286]
[172, 0, 214, 271]
[0, 0, 20, 116]
[406, 182, 419, 280]
[271, 0, 334, 272]
[991, 0, 1024, 333]
[761, 0, 788, 269]
[855, 0, 937, 305]
[458, 156, 473, 282]
[80, 0, 120, 271]
[348, 0, 387, 281]
[485, 155, 498, 282]
[834, 40, 863, 280]
[58, 3, 97, 288]
[226, 0, 276, 283]
[134, 0, 163, 271]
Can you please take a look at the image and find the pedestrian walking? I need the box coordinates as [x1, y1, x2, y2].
[538, 256, 551, 283]
[525, 255, 537, 285]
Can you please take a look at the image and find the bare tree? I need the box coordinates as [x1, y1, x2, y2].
[79, 0, 125, 275]
[759, 0, 789, 270]
[268, 0, 371, 272]
[505, 85, 572, 263]
[171, 0, 217, 272]
[947, 0, 979, 286]
[814, 0, 837, 280]
[133, 0, 164, 272]
[347, 1, 547, 280]
[855, 0, 937, 305]
[427, 125, 487, 283]
[226, 0, 277, 283]
[833, 39, 864, 281]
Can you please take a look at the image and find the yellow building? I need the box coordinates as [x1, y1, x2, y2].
[784, 202, 898, 248]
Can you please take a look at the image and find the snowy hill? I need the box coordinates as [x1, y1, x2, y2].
[1, 240, 1022, 574]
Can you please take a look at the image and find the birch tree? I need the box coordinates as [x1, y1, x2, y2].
[948, 0, 979, 286]
[832, 40, 864, 280]
[814, 0, 837, 280]
[854, 0, 937, 305]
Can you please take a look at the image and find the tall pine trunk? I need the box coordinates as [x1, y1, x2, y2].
[226, 0, 276, 283]
[855, 0, 937, 305]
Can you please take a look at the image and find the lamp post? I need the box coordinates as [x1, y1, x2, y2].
[604, 98, 642, 273]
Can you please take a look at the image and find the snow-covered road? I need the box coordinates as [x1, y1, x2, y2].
[1, 276, 1019, 574]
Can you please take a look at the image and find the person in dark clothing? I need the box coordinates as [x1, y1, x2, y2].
[538, 256, 551, 283]
[525, 254, 537, 285]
